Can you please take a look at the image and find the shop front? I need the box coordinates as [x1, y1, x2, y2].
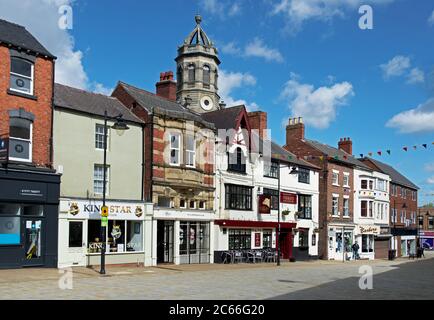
[327, 224, 355, 261]
[58, 199, 150, 267]
[391, 228, 417, 257]
[374, 226, 392, 259]
[0, 167, 60, 269]
[213, 220, 296, 263]
[355, 225, 380, 260]
[420, 231, 434, 250]
[153, 208, 214, 265]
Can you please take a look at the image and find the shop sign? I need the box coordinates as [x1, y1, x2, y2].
[280, 192, 297, 204]
[255, 232, 261, 247]
[67, 200, 144, 220]
[358, 225, 380, 235]
[258, 195, 271, 214]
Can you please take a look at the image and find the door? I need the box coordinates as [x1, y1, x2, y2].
[157, 221, 174, 263]
[23, 218, 43, 266]
[67, 220, 86, 266]
[279, 231, 292, 260]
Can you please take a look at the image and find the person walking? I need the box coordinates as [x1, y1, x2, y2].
[352, 241, 360, 260]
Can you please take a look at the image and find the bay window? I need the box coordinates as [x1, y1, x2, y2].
[185, 135, 195, 167]
[169, 133, 181, 165]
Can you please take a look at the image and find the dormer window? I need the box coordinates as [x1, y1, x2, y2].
[203, 65, 210, 87]
[188, 64, 195, 83]
[10, 57, 34, 95]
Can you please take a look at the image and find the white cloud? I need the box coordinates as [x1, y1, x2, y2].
[0, 0, 108, 94]
[221, 41, 241, 55]
[93, 83, 113, 96]
[280, 73, 354, 129]
[271, 0, 395, 34]
[386, 98, 434, 133]
[244, 38, 284, 63]
[407, 68, 425, 84]
[380, 55, 411, 79]
[427, 176, 434, 184]
[218, 70, 260, 111]
[425, 162, 434, 172]
[200, 0, 242, 19]
[428, 10, 434, 26]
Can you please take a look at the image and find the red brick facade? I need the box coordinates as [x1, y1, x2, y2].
[0, 45, 54, 167]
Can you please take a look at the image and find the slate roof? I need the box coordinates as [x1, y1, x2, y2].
[116, 81, 214, 129]
[201, 105, 245, 130]
[0, 19, 55, 59]
[360, 157, 419, 190]
[54, 83, 143, 124]
[269, 141, 320, 170]
[306, 139, 372, 170]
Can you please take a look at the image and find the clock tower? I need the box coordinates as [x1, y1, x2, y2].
[176, 15, 221, 113]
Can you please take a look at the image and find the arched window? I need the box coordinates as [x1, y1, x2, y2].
[10, 57, 34, 95]
[188, 64, 195, 83]
[177, 66, 183, 89]
[203, 65, 210, 86]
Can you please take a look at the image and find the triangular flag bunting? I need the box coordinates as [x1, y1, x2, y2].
[377, 151, 382, 156]
[403, 147, 408, 152]
[360, 154, 364, 158]
[387, 150, 391, 155]
[368, 152, 373, 157]
[423, 144, 427, 149]
[413, 146, 417, 150]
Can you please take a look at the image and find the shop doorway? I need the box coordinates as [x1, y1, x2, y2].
[66, 220, 87, 266]
[22, 218, 44, 266]
[157, 220, 174, 264]
[279, 230, 292, 260]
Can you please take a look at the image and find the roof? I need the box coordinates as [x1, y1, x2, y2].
[116, 81, 215, 129]
[306, 139, 372, 170]
[270, 141, 320, 170]
[0, 19, 55, 59]
[54, 83, 143, 124]
[201, 105, 245, 130]
[184, 15, 212, 46]
[360, 157, 419, 190]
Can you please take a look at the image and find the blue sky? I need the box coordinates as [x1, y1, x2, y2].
[1, 0, 433, 204]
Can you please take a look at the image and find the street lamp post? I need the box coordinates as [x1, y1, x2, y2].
[100, 111, 129, 275]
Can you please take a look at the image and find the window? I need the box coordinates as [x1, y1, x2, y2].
[264, 160, 278, 178]
[189, 200, 196, 209]
[188, 64, 195, 83]
[298, 168, 310, 184]
[228, 147, 246, 173]
[401, 210, 405, 223]
[203, 65, 210, 86]
[361, 180, 368, 189]
[362, 235, 374, 253]
[229, 229, 251, 250]
[68, 221, 83, 248]
[177, 66, 183, 88]
[158, 196, 172, 208]
[225, 184, 253, 210]
[429, 217, 434, 230]
[377, 179, 386, 191]
[199, 201, 206, 210]
[169, 133, 181, 165]
[263, 230, 272, 248]
[93, 164, 109, 195]
[263, 188, 279, 210]
[368, 201, 373, 217]
[10, 57, 34, 95]
[402, 188, 406, 199]
[343, 198, 349, 217]
[185, 135, 195, 167]
[412, 191, 417, 201]
[332, 172, 339, 185]
[95, 124, 108, 150]
[343, 174, 349, 187]
[332, 197, 339, 216]
[298, 195, 312, 219]
[361, 200, 368, 217]
[369, 180, 374, 190]
[391, 208, 397, 223]
[391, 184, 396, 196]
[180, 199, 186, 209]
[9, 117, 32, 162]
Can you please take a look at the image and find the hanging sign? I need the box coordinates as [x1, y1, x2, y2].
[101, 206, 109, 217]
[258, 195, 271, 214]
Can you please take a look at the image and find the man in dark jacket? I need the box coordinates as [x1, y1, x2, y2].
[352, 242, 360, 260]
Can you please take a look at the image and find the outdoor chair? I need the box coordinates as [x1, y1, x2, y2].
[233, 251, 244, 263]
[246, 251, 255, 263]
[221, 251, 232, 264]
[255, 250, 264, 263]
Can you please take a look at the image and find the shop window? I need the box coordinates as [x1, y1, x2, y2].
[263, 188, 279, 210]
[22, 205, 43, 216]
[127, 221, 143, 252]
[88, 220, 103, 253]
[10, 57, 34, 95]
[94, 164, 109, 195]
[264, 160, 279, 178]
[298, 229, 309, 248]
[95, 124, 109, 150]
[298, 168, 310, 184]
[107, 220, 125, 253]
[179, 222, 210, 263]
[68, 221, 83, 248]
[362, 235, 374, 253]
[298, 195, 312, 219]
[228, 229, 251, 250]
[225, 184, 252, 210]
[263, 230, 272, 248]
[9, 117, 32, 162]
[0, 216, 20, 245]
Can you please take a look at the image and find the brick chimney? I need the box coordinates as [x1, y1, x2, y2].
[286, 117, 305, 146]
[247, 111, 268, 140]
[338, 137, 353, 155]
[156, 71, 176, 101]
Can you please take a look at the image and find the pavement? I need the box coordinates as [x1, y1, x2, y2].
[0, 252, 433, 300]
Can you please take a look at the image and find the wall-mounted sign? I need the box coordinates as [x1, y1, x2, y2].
[358, 225, 380, 235]
[65, 200, 145, 221]
[258, 195, 271, 214]
[255, 232, 261, 247]
[281, 192, 297, 204]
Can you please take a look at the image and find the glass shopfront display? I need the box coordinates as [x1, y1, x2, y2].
[179, 221, 210, 264]
[229, 229, 252, 250]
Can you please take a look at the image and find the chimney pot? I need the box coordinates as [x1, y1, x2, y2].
[156, 70, 177, 101]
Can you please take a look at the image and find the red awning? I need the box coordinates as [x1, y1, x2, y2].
[214, 220, 296, 229]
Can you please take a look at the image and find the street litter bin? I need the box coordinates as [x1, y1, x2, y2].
[388, 249, 396, 260]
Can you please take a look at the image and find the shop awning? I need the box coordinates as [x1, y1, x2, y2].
[214, 220, 296, 229]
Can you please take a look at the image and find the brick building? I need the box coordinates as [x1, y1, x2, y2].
[361, 158, 419, 257]
[418, 205, 434, 250]
[0, 19, 60, 268]
[283, 117, 373, 260]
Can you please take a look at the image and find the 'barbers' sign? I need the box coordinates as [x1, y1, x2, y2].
[358, 225, 380, 235]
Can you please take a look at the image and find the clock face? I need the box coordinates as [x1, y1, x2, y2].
[200, 96, 214, 111]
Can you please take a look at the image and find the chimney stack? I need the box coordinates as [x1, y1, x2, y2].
[247, 111, 268, 140]
[156, 71, 177, 101]
[338, 137, 353, 155]
[286, 117, 305, 146]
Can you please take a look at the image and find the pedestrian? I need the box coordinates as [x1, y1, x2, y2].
[352, 241, 360, 260]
